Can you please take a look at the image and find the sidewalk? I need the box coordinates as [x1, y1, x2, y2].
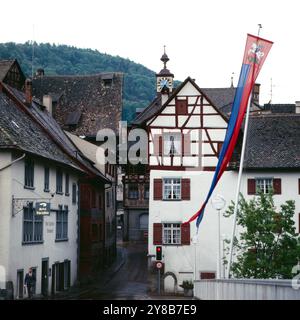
[44, 246, 126, 300]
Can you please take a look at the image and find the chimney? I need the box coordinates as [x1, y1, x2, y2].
[43, 95, 53, 115]
[252, 83, 260, 105]
[296, 101, 300, 114]
[36, 68, 45, 77]
[25, 79, 32, 105]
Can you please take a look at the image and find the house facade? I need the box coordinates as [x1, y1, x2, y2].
[0, 82, 83, 298]
[32, 72, 123, 270]
[133, 52, 300, 293]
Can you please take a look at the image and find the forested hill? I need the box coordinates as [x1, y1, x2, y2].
[0, 42, 177, 122]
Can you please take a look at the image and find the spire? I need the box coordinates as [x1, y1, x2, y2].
[157, 45, 174, 77]
[161, 45, 169, 69]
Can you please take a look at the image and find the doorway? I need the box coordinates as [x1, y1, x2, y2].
[41, 258, 49, 297]
[17, 270, 24, 299]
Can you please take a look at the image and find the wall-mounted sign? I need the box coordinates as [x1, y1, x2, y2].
[35, 202, 51, 216]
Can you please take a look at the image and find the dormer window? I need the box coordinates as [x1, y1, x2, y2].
[163, 133, 181, 156]
[102, 74, 114, 88]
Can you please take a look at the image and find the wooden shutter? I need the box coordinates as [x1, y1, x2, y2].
[153, 135, 162, 156]
[153, 179, 163, 200]
[153, 223, 162, 245]
[273, 178, 282, 195]
[176, 99, 188, 115]
[181, 178, 190, 200]
[183, 133, 191, 156]
[181, 223, 190, 245]
[248, 179, 256, 195]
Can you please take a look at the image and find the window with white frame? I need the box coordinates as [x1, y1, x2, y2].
[163, 223, 181, 244]
[56, 205, 68, 240]
[163, 178, 181, 200]
[256, 178, 273, 194]
[23, 203, 43, 244]
[163, 133, 181, 156]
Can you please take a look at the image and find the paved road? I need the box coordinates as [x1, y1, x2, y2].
[78, 242, 150, 300]
[51, 242, 193, 300]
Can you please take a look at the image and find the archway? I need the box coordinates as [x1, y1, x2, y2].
[162, 271, 178, 294]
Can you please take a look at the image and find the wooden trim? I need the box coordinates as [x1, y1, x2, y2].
[204, 128, 218, 156]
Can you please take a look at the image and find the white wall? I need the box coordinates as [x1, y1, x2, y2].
[0, 151, 80, 298]
[148, 169, 300, 291]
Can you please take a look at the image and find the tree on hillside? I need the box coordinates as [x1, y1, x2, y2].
[224, 192, 300, 279]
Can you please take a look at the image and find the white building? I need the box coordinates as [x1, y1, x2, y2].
[0, 80, 107, 298]
[132, 52, 300, 293]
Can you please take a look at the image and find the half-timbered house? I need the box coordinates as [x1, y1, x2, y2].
[133, 51, 300, 293]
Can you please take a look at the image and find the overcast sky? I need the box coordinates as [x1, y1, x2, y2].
[1, 0, 298, 104]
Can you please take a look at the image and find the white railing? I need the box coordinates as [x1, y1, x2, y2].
[194, 279, 300, 300]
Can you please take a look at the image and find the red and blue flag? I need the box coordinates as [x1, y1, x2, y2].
[185, 34, 273, 228]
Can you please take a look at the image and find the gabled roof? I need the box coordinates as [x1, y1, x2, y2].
[0, 82, 110, 181]
[0, 88, 80, 170]
[244, 114, 300, 169]
[132, 77, 229, 126]
[202, 87, 236, 115]
[65, 131, 105, 175]
[0, 60, 15, 81]
[264, 103, 296, 114]
[32, 73, 123, 137]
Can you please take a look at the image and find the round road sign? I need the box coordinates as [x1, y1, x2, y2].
[156, 262, 163, 269]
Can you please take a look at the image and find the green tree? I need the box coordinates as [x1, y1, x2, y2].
[225, 192, 300, 279]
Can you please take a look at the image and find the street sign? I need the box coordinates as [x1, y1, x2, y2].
[156, 261, 163, 269]
[35, 202, 51, 216]
[211, 194, 226, 211]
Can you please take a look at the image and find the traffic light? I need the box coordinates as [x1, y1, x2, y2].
[156, 246, 162, 260]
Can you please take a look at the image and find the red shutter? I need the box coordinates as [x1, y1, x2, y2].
[153, 223, 162, 245]
[181, 223, 190, 245]
[176, 99, 188, 115]
[153, 135, 162, 156]
[80, 184, 91, 210]
[183, 133, 191, 156]
[248, 179, 256, 195]
[153, 179, 162, 200]
[273, 178, 282, 195]
[181, 178, 190, 200]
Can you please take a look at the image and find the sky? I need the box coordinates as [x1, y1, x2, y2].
[0, 0, 299, 104]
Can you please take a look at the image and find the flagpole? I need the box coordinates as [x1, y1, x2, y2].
[226, 92, 252, 279]
[226, 25, 263, 279]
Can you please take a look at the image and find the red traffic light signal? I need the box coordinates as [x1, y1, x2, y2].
[156, 246, 162, 260]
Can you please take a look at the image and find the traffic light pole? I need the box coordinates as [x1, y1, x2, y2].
[158, 269, 161, 295]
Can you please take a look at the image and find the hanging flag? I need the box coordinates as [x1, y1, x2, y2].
[185, 34, 273, 228]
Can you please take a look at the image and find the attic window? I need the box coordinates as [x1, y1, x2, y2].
[65, 111, 82, 127]
[102, 74, 114, 88]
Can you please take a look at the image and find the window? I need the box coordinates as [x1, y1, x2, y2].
[23, 203, 43, 244]
[56, 205, 68, 240]
[163, 133, 181, 156]
[163, 178, 181, 200]
[176, 98, 188, 115]
[128, 183, 139, 199]
[106, 190, 111, 207]
[72, 183, 77, 204]
[163, 223, 181, 245]
[256, 178, 273, 194]
[44, 167, 50, 192]
[24, 159, 34, 188]
[144, 184, 149, 199]
[91, 224, 99, 241]
[65, 173, 69, 196]
[56, 168, 63, 194]
[91, 189, 96, 208]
